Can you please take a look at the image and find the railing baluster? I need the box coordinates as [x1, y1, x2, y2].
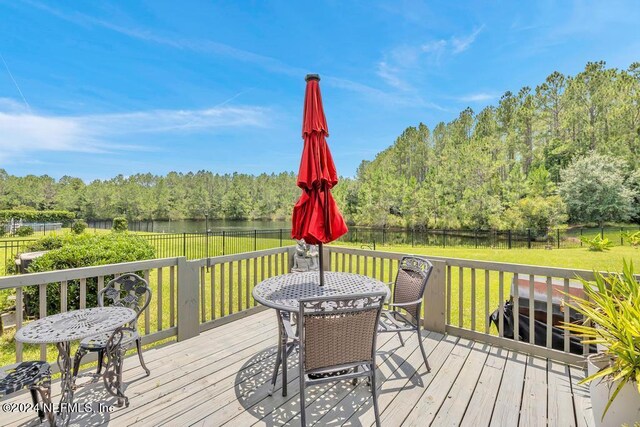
[458, 267, 464, 327]
[446, 265, 452, 325]
[513, 273, 520, 342]
[356, 255, 361, 274]
[484, 270, 490, 334]
[220, 263, 226, 317]
[200, 266, 206, 322]
[157, 267, 163, 331]
[245, 257, 251, 309]
[268, 255, 272, 278]
[260, 256, 265, 281]
[498, 271, 504, 337]
[341, 253, 346, 272]
[528, 274, 535, 345]
[39, 283, 46, 360]
[79, 278, 86, 309]
[348, 253, 353, 273]
[97, 276, 104, 295]
[228, 261, 234, 314]
[15, 287, 23, 362]
[281, 251, 286, 275]
[169, 266, 175, 327]
[546, 276, 553, 349]
[380, 256, 385, 282]
[563, 278, 570, 353]
[363, 256, 368, 276]
[210, 263, 216, 320]
[238, 259, 243, 312]
[253, 257, 258, 306]
[144, 270, 151, 334]
[60, 280, 68, 313]
[470, 268, 476, 331]
[372, 257, 376, 279]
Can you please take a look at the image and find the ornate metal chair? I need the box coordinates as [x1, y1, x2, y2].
[378, 256, 434, 372]
[296, 292, 386, 427]
[73, 273, 152, 378]
[0, 361, 55, 425]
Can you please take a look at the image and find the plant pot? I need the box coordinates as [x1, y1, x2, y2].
[587, 354, 640, 427]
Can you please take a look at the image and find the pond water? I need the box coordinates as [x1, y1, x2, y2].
[87, 219, 291, 233]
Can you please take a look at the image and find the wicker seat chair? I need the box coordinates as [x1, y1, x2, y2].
[378, 256, 434, 372]
[0, 361, 55, 425]
[296, 292, 386, 427]
[73, 273, 151, 377]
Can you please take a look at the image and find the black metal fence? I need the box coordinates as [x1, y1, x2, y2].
[2, 225, 638, 275]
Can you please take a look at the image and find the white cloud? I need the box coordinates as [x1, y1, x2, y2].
[451, 25, 485, 54]
[0, 101, 271, 161]
[376, 61, 409, 90]
[457, 92, 499, 102]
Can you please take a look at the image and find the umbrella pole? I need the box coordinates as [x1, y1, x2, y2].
[318, 242, 324, 286]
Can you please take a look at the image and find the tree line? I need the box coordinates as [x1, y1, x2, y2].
[0, 61, 638, 230]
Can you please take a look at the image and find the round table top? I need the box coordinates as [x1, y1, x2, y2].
[15, 306, 137, 344]
[252, 271, 390, 312]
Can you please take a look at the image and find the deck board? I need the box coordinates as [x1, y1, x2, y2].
[0, 311, 594, 427]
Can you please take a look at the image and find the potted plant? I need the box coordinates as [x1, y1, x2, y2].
[562, 260, 640, 426]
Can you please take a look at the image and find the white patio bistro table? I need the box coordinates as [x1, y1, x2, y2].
[15, 306, 136, 426]
[252, 271, 390, 395]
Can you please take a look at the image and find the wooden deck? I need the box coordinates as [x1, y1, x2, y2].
[1, 309, 594, 427]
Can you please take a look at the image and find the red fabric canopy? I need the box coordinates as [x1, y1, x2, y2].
[291, 75, 348, 245]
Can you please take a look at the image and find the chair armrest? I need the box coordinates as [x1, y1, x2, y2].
[388, 298, 423, 307]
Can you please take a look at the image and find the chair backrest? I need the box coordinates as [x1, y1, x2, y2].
[392, 256, 434, 320]
[98, 273, 152, 325]
[298, 292, 386, 373]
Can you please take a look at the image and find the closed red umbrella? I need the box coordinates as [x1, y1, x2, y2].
[291, 74, 348, 285]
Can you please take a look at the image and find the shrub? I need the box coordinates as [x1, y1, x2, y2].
[22, 233, 155, 316]
[14, 226, 34, 237]
[580, 234, 614, 251]
[71, 220, 88, 234]
[623, 231, 640, 248]
[112, 217, 128, 232]
[0, 210, 75, 222]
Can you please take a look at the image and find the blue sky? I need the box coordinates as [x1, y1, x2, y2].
[1, 0, 639, 181]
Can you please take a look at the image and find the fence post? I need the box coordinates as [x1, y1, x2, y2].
[580, 228, 583, 247]
[382, 228, 386, 246]
[442, 229, 446, 248]
[423, 260, 446, 333]
[600, 227, 604, 239]
[354, 227, 358, 243]
[222, 231, 226, 255]
[254, 230, 257, 251]
[557, 228, 560, 249]
[620, 227, 624, 246]
[279, 229, 283, 247]
[508, 230, 512, 249]
[527, 229, 532, 249]
[474, 230, 478, 249]
[182, 233, 186, 257]
[177, 257, 200, 341]
[411, 228, 414, 247]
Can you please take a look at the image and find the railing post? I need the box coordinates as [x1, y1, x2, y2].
[177, 257, 200, 341]
[423, 260, 446, 334]
[321, 245, 331, 272]
[527, 229, 532, 249]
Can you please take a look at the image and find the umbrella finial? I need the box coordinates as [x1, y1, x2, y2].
[305, 74, 320, 82]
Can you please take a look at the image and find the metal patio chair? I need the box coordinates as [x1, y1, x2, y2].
[73, 273, 152, 377]
[378, 256, 434, 372]
[297, 292, 386, 427]
[0, 361, 55, 425]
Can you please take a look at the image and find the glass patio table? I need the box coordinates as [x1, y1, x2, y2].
[252, 271, 390, 395]
[15, 306, 136, 426]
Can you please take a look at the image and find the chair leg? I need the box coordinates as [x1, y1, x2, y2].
[35, 385, 54, 426]
[417, 328, 431, 373]
[281, 340, 288, 397]
[299, 375, 306, 426]
[397, 331, 405, 346]
[73, 347, 87, 377]
[96, 349, 104, 375]
[370, 364, 381, 427]
[29, 388, 43, 422]
[269, 339, 282, 396]
[135, 339, 150, 376]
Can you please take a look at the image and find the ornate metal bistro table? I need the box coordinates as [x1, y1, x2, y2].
[252, 271, 390, 395]
[15, 306, 136, 425]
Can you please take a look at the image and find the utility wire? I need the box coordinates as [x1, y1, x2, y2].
[0, 51, 32, 113]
